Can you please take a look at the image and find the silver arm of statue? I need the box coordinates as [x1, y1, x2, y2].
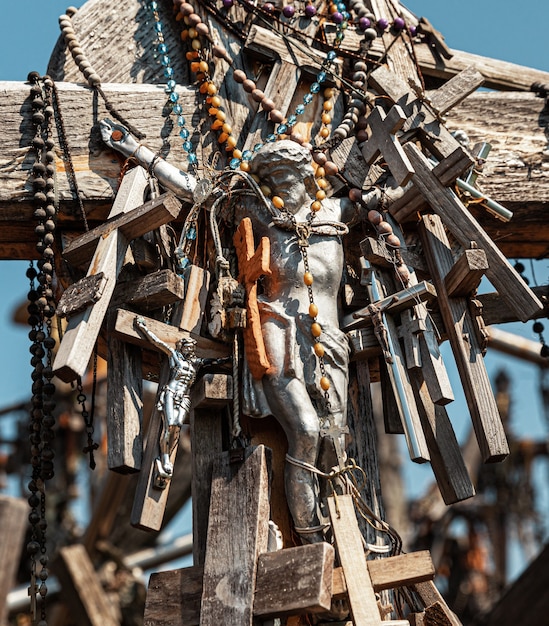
[99, 119, 197, 202]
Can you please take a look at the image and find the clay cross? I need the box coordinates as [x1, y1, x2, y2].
[52, 166, 182, 383]
[242, 23, 341, 151]
[361, 104, 415, 186]
[233, 217, 272, 379]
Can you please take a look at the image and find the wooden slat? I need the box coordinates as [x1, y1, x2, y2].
[200, 446, 271, 625]
[444, 248, 488, 297]
[328, 495, 383, 626]
[54, 544, 119, 626]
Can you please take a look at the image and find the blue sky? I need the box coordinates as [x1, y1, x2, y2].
[0, 0, 548, 574]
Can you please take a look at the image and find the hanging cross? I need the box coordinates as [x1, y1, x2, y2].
[53, 166, 182, 382]
[319, 420, 350, 471]
[361, 104, 415, 186]
[233, 217, 272, 379]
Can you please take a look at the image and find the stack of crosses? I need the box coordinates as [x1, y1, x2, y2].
[2, 0, 549, 623]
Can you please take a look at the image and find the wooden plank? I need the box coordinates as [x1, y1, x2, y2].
[111, 269, 186, 311]
[200, 446, 271, 626]
[175, 265, 210, 335]
[409, 368, 475, 505]
[54, 544, 119, 626]
[328, 495, 383, 626]
[0, 496, 27, 624]
[106, 333, 143, 473]
[254, 543, 334, 618]
[405, 143, 543, 322]
[367, 551, 435, 593]
[52, 166, 150, 383]
[62, 191, 181, 268]
[419, 214, 508, 463]
[478, 285, 549, 326]
[191, 373, 232, 565]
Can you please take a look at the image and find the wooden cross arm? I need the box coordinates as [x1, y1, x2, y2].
[143, 546, 435, 624]
[111, 308, 229, 361]
[63, 191, 182, 268]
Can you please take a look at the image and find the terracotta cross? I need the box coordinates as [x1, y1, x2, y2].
[233, 217, 272, 379]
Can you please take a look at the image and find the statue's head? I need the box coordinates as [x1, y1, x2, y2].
[250, 140, 317, 211]
[176, 336, 197, 355]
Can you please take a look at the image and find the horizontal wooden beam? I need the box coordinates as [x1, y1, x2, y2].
[0, 82, 548, 259]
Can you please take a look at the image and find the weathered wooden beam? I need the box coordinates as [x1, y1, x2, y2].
[110, 268, 186, 312]
[0, 496, 27, 624]
[54, 544, 119, 626]
[1, 82, 548, 258]
[200, 446, 271, 626]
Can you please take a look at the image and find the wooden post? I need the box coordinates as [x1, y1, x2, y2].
[0, 496, 27, 624]
[200, 445, 271, 625]
[419, 213, 509, 463]
[328, 494, 383, 626]
[190, 373, 233, 566]
[54, 544, 119, 626]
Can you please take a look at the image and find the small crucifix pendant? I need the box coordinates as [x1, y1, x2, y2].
[320, 421, 349, 471]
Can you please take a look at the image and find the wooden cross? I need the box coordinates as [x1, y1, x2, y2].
[368, 64, 483, 164]
[360, 261, 430, 463]
[404, 142, 543, 322]
[419, 213, 509, 463]
[233, 217, 272, 379]
[53, 166, 182, 382]
[361, 104, 415, 186]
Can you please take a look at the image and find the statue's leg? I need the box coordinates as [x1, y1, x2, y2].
[159, 392, 175, 475]
[261, 375, 324, 542]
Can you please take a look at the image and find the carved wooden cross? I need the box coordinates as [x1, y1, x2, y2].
[53, 167, 182, 383]
[362, 104, 415, 186]
[233, 217, 272, 379]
